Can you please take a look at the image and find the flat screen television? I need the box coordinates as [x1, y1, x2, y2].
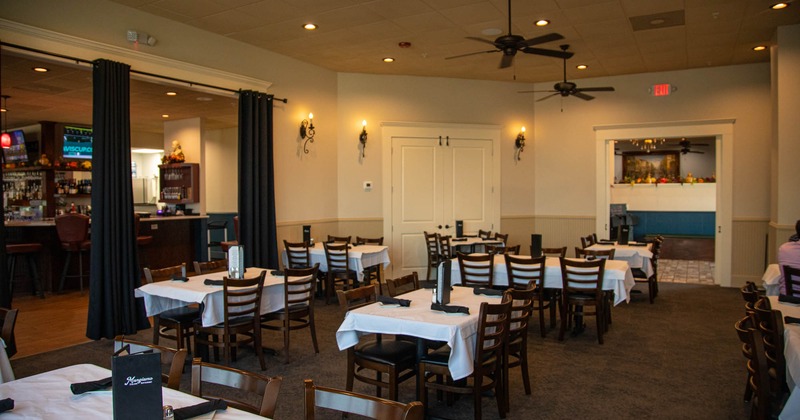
[3, 130, 29, 163]
[62, 125, 93, 160]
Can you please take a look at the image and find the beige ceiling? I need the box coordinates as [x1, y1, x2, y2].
[1, 0, 797, 134]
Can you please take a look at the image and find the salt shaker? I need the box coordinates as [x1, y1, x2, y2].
[431, 288, 438, 304]
[163, 405, 174, 420]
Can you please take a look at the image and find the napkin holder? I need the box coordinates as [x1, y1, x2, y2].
[303, 225, 311, 243]
[228, 245, 245, 279]
[112, 346, 163, 420]
[456, 220, 464, 238]
[617, 225, 630, 245]
[437, 259, 451, 305]
[531, 234, 542, 257]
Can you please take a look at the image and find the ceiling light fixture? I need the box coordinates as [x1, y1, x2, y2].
[166, 91, 177, 96]
[32, 67, 49, 73]
[398, 42, 411, 48]
[535, 19, 550, 26]
[382, 57, 395, 63]
[770, 2, 789, 9]
[650, 18, 666, 25]
[161, 114, 169, 118]
[576, 64, 588, 70]
[753, 45, 767, 51]
[630, 138, 665, 153]
[303, 23, 317, 30]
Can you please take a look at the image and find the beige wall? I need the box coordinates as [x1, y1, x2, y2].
[203, 127, 238, 213]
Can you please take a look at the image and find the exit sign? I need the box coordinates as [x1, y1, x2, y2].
[651, 83, 674, 96]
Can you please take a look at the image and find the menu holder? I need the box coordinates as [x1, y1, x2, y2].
[112, 347, 163, 420]
[437, 260, 451, 305]
[228, 245, 245, 279]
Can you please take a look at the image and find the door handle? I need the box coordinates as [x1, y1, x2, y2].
[444, 224, 451, 229]
[438, 225, 442, 229]
[438, 136, 442, 146]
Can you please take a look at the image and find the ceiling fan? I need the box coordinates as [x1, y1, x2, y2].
[444, 0, 572, 69]
[677, 139, 708, 154]
[519, 45, 615, 101]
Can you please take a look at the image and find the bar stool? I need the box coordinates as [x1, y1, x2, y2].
[134, 213, 153, 271]
[220, 215, 239, 253]
[6, 242, 45, 298]
[56, 213, 91, 293]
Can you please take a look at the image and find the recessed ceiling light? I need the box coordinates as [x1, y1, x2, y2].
[753, 45, 767, 51]
[770, 2, 789, 9]
[383, 57, 395, 63]
[303, 23, 317, 30]
[162, 114, 170, 118]
[576, 64, 588, 70]
[481, 28, 503, 36]
[535, 19, 550, 27]
[196, 96, 213, 102]
[0, 108, 6, 113]
[165, 91, 177, 96]
[32, 67, 49, 72]
[398, 41, 412, 48]
[650, 18, 666, 25]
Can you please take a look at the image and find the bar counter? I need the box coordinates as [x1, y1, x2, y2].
[5, 215, 208, 295]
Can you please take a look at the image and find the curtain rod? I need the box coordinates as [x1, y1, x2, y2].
[0, 41, 288, 103]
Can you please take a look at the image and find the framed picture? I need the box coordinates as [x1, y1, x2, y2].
[621, 151, 680, 182]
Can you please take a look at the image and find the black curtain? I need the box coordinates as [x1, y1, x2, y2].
[0, 45, 8, 309]
[86, 59, 148, 340]
[238, 91, 278, 268]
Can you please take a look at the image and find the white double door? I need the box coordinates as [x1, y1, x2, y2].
[383, 124, 500, 279]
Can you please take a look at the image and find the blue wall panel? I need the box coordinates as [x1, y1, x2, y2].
[628, 211, 715, 239]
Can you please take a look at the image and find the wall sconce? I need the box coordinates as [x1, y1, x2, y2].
[359, 120, 368, 158]
[514, 126, 526, 160]
[299, 112, 315, 154]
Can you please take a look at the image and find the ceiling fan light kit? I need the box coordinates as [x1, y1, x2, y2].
[518, 44, 615, 103]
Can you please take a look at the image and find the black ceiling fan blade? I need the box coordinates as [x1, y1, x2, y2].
[536, 92, 560, 102]
[572, 91, 595, 101]
[499, 53, 514, 69]
[445, 49, 498, 60]
[576, 86, 615, 92]
[689, 150, 705, 154]
[465, 36, 499, 47]
[521, 47, 573, 59]
[518, 90, 557, 93]
[522, 33, 564, 47]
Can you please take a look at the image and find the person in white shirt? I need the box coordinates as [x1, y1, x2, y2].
[778, 220, 800, 294]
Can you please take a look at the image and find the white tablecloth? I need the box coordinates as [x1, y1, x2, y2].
[0, 339, 13, 384]
[441, 255, 635, 306]
[763, 264, 782, 296]
[136, 267, 305, 327]
[768, 296, 800, 419]
[336, 286, 499, 380]
[281, 243, 390, 283]
[0, 364, 263, 418]
[586, 242, 654, 278]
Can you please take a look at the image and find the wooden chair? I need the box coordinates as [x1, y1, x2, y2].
[194, 271, 267, 370]
[424, 231, 441, 280]
[193, 259, 228, 275]
[493, 232, 509, 245]
[55, 213, 91, 293]
[457, 252, 494, 287]
[337, 284, 417, 401]
[580, 234, 596, 249]
[503, 287, 536, 410]
[356, 237, 385, 294]
[191, 357, 282, 418]
[505, 254, 555, 337]
[386, 272, 420, 297]
[438, 235, 454, 260]
[284, 240, 312, 268]
[113, 336, 188, 390]
[323, 242, 359, 305]
[303, 379, 423, 420]
[487, 244, 519, 255]
[734, 316, 772, 420]
[0, 308, 19, 358]
[478, 229, 492, 240]
[753, 297, 790, 406]
[575, 247, 616, 260]
[418, 296, 512, 420]
[741, 281, 760, 317]
[783, 265, 800, 296]
[558, 258, 607, 344]
[327, 235, 352, 244]
[632, 238, 662, 304]
[261, 264, 320, 364]
[144, 263, 197, 353]
[541, 247, 567, 258]
[6, 242, 45, 298]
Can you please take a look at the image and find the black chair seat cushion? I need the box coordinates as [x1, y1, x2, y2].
[355, 339, 416, 366]
[6, 243, 44, 254]
[158, 306, 200, 323]
[631, 268, 649, 279]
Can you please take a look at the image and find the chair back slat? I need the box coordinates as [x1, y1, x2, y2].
[476, 297, 512, 359]
[337, 284, 378, 312]
[503, 288, 536, 342]
[784, 265, 800, 297]
[541, 247, 567, 258]
[223, 271, 266, 320]
[356, 236, 384, 245]
[193, 259, 228, 274]
[144, 263, 187, 284]
[284, 265, 319, 307]
[191, 358, 282, 417]
[457, 252, 494, 287]
[559, 258, 605, 297]
[304, 379, 423, 420]
[386, 272, 420, 297]
[478, 229, 492, 240]
[327, 235, 352, 244]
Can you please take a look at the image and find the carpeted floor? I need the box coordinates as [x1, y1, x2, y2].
[10, 283, 749, 419]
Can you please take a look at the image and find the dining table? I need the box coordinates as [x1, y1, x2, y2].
[135, 267, 305, 327]
[449, 236, 504, 254]
[585, 241, 654, 278]
[762, 263, 782, 296]
[0, 363, 263, 418]
[336, 286, 501, 380]
[768, 296, 800, 419]
[441, 255, 636, 305]
[280, 242, 390, 283]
